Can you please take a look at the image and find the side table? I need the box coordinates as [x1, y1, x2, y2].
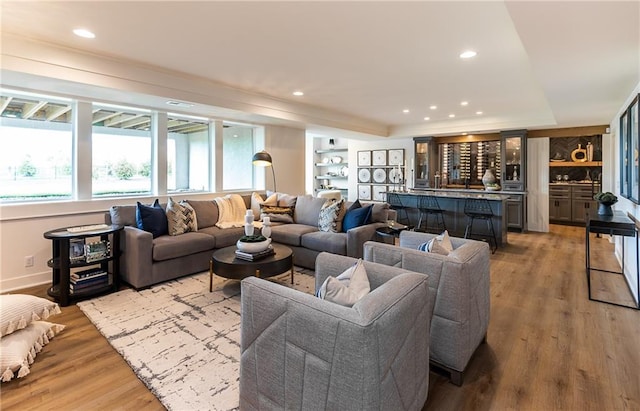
[585, 211, 639, 310]
[376, 223, 410, 245]
[44, 225, 123, 306]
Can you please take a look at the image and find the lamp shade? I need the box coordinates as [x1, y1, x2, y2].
[252, 151, 273, 167]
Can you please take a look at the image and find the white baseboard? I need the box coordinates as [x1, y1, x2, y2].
[1, 271, 51, 293]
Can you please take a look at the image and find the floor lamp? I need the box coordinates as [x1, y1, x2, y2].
[252, 150, 276, 192]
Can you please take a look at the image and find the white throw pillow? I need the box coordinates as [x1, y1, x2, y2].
[418, 230, 454, 256]
[317, 259, 371, 307]
[0, 294, 61, 338]
[0, 321, 65, 382]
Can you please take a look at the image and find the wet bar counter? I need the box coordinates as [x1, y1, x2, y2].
[393, 189, 510, 245]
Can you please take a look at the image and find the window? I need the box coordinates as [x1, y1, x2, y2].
[92, 104, 152, 197]
[223, 123, 258, 190]
[0, 90, 73, 202]
[167, 114, 210, 193]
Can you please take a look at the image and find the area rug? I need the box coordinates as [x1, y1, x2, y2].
[77, 268, 316, 411]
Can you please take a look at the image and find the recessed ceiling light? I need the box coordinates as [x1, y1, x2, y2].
[403, 109, 410, 113]
[448, 114, 455, 118]
[461, 101, 469, 106]
[459, 50, 477, 59]
[166, 100, 194, 108]
[292, 91, 304, 96]
[424, 117, 430, 121]
[73, 28, 95, 39]
[429, 105, 437, 110]
[476, 111, 483, 115]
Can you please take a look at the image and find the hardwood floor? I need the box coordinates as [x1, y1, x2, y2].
[2, 225, 639, 410]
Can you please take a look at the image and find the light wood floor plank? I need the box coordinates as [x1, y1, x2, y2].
[1, 225, 638, 410]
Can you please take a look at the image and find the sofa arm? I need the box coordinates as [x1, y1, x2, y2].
[240, 272, 431, 410]
[345, 222, 386, 258]
[119, 226, 153, 288]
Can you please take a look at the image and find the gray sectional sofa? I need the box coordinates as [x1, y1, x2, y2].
[105, 194, 392, 289]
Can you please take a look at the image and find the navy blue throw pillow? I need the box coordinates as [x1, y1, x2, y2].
[342, 204, 373, 232]
[136, 199, 168, 238]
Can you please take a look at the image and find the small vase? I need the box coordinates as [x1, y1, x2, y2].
[482, 169, 496, 187]
[597, 202, 614, 216]
[244, 223, 255, 236]
[261, 217, 272, 238]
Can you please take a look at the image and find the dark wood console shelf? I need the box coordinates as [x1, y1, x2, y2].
[43, 225, 123, 306]
[585, 211, 639, 310]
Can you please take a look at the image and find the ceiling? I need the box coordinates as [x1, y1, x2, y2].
[1, 1, 638, 139]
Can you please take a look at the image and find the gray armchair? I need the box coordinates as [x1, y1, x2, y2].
[363, 230, 490, 386]
[240, 252, 432, 410]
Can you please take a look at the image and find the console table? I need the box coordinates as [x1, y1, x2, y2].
[44, 225, 123, 306]
[585, 211, 639, 310]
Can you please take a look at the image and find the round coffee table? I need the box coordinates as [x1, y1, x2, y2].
[209, 243, 294, 292]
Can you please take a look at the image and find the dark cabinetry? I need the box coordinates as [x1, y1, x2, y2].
[549, 184, 599, 225]
[549, 185, 572, 222]
[501, 130, 527, 231]
[44, 225, 122, 306]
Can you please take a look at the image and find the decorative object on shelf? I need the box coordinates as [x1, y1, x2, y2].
[85, 240, 110, 263]
[513, 165, 518, 181]
[358, 168, 371, 183]
[550, 152, 566, 162]
[594, 192, 618, 216]
[358, 151, 371, 166]
[329, 138, 335, 149]
[69, 238, 85, 263]
[236, 235, 271, 253]
[261, 216, 272, 238]
[586, 142, 594, 162]
[481, 169, 497, 188]
[339, 166, 349, 177]
[373, 168, 387, 183]
[330, 156, 342, 164]
[570, 144, 587, 162]
[322, 157, 330, 164]
[252, 150, 277, 192]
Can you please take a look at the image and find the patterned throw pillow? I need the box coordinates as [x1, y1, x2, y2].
[260, 205, 295, 223]
[0, 294, 61, 338]
[166, 197, 198, 236]
[318, 199, 344, 232]
[418, 230, 453, 255]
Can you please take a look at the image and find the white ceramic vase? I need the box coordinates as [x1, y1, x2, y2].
[244, 223, 254, 236]
[261, 217, 272, 238]
[482, 169, 496, 187]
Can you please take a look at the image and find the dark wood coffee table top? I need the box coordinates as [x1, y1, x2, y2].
[209, 243, 293, 291]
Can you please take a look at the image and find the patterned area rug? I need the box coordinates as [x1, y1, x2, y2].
[77, 268, 316, 411]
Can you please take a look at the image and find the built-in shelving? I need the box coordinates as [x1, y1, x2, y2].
[549, 161, 602, 167]
[313, 141, 349, 197]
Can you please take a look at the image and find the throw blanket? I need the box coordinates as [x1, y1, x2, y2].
[214, 194, 247, 229]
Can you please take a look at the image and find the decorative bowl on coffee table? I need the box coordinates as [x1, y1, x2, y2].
[236, 237, 271, 253]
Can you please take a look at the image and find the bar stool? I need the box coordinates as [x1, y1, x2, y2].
[416, 195, 446, 233]
[463, 198, 497, 253]
[386, 192, 410, 226]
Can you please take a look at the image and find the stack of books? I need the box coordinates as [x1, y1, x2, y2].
[70, 267, 109, 294]
[235, 246, 275, 261]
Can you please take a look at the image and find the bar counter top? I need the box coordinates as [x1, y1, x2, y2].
[405, 188, 521, 199]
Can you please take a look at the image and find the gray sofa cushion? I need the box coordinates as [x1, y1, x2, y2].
[294, 195, 327, 226]
[152, 232, 215, 261]
[198, 226, 245, 248]
[109, 205, 137, 226]
[186, 200, 219, 229]
[270, 223, 317, 246]
[301, 231, 347, 255]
